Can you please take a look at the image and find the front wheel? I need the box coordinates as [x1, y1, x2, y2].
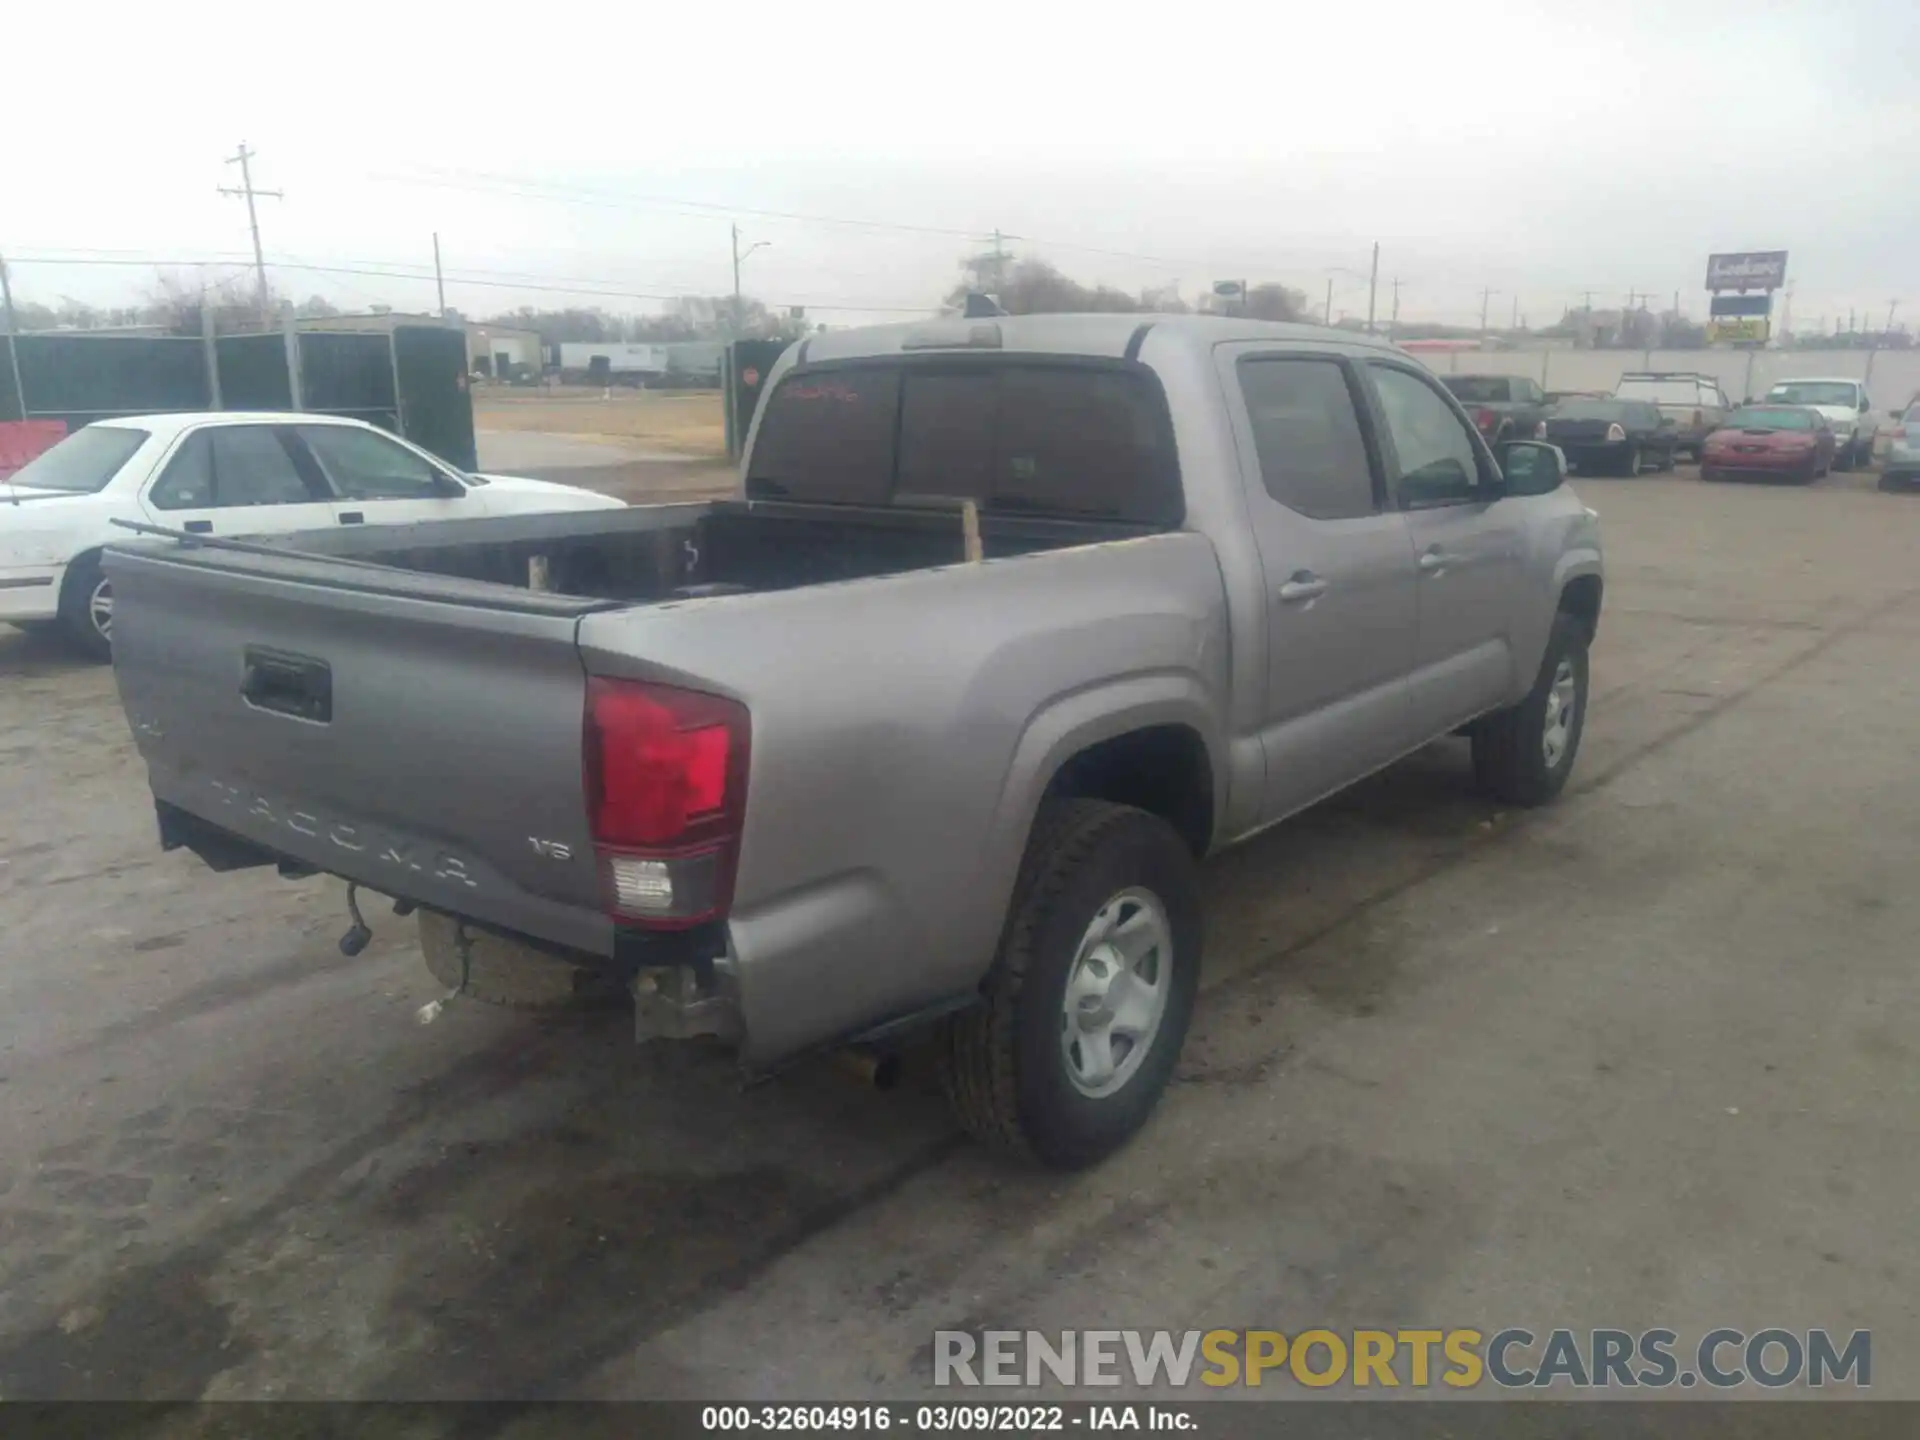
[940, 799, 1201, 1169]
[57, 553, 113, 662]
[1472, 612, 1590, 807]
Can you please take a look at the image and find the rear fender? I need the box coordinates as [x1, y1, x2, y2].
[960, 671, 1225, 978]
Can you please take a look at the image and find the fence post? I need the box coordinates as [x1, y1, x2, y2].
[0, 251, 25, 422]
[203, 304, 222, 411]
[281, 302, 304, 411]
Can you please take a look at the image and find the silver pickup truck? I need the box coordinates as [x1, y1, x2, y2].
[108, 315, 1603, 1168]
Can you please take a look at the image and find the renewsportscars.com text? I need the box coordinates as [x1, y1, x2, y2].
[933, 1328, 1871, 1390]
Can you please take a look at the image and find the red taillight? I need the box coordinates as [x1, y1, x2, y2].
[1474, 407, 1497, 432]
[585, 677, 749, 928]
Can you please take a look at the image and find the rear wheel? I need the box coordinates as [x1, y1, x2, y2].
[1620, 444, 1643, 476]
[56, 553, 113, 662]
[940, 799, 1201, 1169]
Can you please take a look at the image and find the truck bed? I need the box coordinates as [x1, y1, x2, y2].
[228, 497, 1155, 608]
[104, 498, 1184, 974]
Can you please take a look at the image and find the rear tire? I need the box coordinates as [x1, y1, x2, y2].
[56, 553, 113, 662]
[939, 799, 1201, 1169]
[1621, 444, 1643, 477]
[1472, 612, 1590, 807]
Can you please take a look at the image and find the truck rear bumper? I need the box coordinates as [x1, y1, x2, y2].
[150, 796, 944, 1071]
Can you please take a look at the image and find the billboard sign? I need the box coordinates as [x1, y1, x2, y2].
[1705, 251, 1788, 291]
[1710, 293, 1773, 318]
[1708, 317, 1770, 344]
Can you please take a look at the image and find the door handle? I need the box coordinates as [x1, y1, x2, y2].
[184, 519, 213, 534]
[338, 511, 364, 525]
[1277, 574, 1328, 604]
[1419, 549, 1448, 574]
[240, 646, 332, 723]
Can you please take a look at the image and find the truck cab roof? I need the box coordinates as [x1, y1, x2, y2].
[798, 313, 1403, 366]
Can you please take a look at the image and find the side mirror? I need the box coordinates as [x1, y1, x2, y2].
[1494, 439, 1566, 497]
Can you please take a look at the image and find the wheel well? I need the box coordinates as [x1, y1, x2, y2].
[57, 548, 104, 606]
[1559, 574, 1602, 642]
[1045, 725, 1214, 856]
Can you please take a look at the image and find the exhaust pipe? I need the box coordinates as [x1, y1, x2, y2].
[833, 1045, 902, 1091]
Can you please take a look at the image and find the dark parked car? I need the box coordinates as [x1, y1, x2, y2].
[1439, 374, 1551, 444]
[1699, 405, 1836, 485]
[1543, 399, 1679, 475]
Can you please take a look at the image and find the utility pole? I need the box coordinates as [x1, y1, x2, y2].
[217, 143, 282, 332]
[1510, 295, 1519, 332]
[432, 233, 447, 319]
[1324, 277, 1333, 326]
[1779, 282, 1794, 346]
[1366, 241, 1379, 335]
[1388, 277, 1402, 340]
[1885, 298, 1900, 334]
[989, 229, 1009, 296]
[1479, 286, 1500, 339]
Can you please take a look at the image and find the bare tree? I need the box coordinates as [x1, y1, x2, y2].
[144, 269, 281, 336]
[1243, 283, 1308, 323]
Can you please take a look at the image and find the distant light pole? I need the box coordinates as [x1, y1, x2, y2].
[731, 224, 771, 335]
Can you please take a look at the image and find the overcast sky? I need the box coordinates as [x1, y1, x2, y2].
[8, 0, 1917, 331]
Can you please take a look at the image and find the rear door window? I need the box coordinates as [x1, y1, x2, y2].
[748, 360, 1180, 522]
[1237, 357, 1379, 520]
[151, 427, 325, 509]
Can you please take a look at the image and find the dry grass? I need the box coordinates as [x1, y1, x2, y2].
[473, 385, 726, 457]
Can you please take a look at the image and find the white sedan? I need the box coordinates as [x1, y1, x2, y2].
[0, 412, 625, 658]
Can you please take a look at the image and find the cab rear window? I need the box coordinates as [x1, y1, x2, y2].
[747, 359, 1182, 524]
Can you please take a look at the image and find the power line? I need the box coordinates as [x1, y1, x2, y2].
[382, 167, 1372, 278]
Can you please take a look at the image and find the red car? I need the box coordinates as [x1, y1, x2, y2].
[1699, 405, 1835, 484]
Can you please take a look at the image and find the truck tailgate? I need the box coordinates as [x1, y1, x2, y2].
[108, 541, 620, 956]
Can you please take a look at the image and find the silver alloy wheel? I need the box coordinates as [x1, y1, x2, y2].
[89, 576, 114, 644]
[1542, 657, 1578, 768]
[1060, 887, 1173, 1099]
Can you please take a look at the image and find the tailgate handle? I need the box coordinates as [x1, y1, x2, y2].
[241, 647, 332, 723]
